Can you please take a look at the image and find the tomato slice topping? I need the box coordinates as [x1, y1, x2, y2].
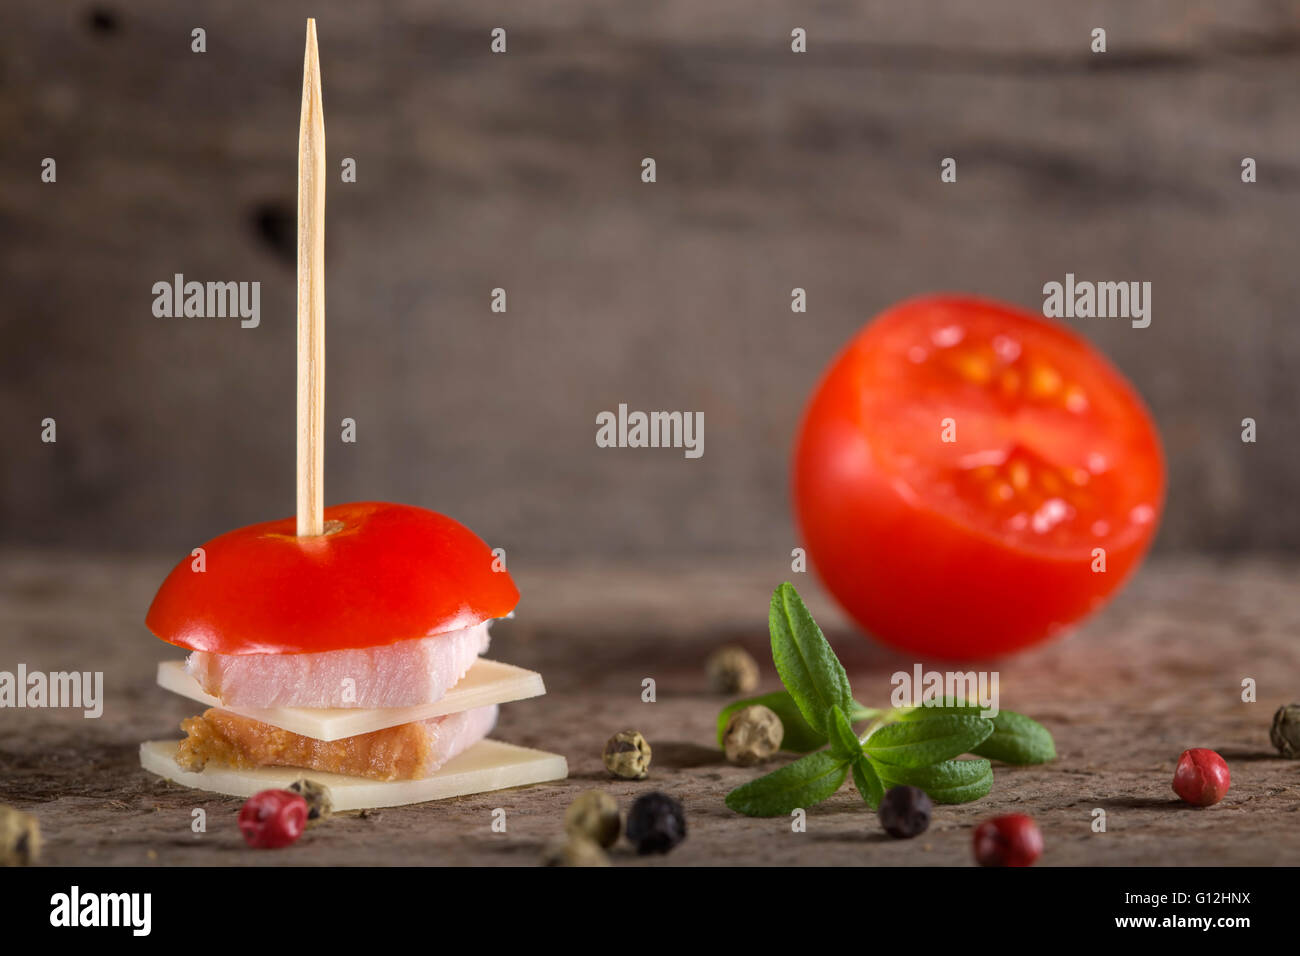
[794, 296, 1164, 658]
[146, 501, 518, 655]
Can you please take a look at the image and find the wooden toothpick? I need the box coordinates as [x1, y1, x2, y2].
[296, 18, 326, 536]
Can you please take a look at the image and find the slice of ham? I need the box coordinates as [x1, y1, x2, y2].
[176, 704, 499, 781]
[185, 621, 491, 709]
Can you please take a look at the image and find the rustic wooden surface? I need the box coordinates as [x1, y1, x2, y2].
[2, 1, 1300, 556]
[1, 551, 1297, 866]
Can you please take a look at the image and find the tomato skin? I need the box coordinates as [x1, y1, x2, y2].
[146, 501, 518, 655]
[793, 296, 1163, 659]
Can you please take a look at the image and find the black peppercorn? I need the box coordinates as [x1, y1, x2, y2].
[877, 785, 932, 839]
[625, 792, 686, 855]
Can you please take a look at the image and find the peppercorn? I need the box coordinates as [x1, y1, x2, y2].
[625, 791, 686, 855]
[0, 805, 41, 866]
[287, 778, 333, 825]
[564, 790, 621, 848]
[878, 785, 932, 839]
[541, 834, 610, 867]
[1172, 748, 1230, 806]
[603, 729, 652, 780]
[722, 704, 784, 766]
[705, 645, 760, 695]
[1270, 704, 1300, 758]
[972, 814, 1043, 867]
[238, 789, 309, 849]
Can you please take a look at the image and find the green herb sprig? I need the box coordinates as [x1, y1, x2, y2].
[722, 583, 1056, 817]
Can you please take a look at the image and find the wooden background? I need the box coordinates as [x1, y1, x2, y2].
[1, 1, 1299, 558]
[2, 553, 1297, 866]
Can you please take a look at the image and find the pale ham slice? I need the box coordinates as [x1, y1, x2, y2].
[185, 620, 491, 709]
[157, 658, 545, 741]
[177, 704, 498, 781]
[140, 738, 568, 810]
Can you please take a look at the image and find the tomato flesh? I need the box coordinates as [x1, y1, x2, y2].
[794, 296, 1164, 658]
[146, 501, 519, 655]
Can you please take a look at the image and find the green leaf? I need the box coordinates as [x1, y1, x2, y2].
[864, 715, 994, 768]
[768, 583, 853, 737]
[849, 701, 880, 723]
[851, 756, 884, 810]
[725, 750, 850, 817]
[716, 691, 828, 753]
[872, 757, 993, 804]
[973, 711, 1056, 765]
[828, 705, 863, 760]
[897, 702, 986, 719]
[897, 705, 1056, 765]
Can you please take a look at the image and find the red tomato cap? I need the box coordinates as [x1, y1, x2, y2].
[146, 501, 519, 654]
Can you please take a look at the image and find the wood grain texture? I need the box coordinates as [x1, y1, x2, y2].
[0, 552, 1296, 866]
[0, 2, 1298, 557]
[296, 18, 326, 536]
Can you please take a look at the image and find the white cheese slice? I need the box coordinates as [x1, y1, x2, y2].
[157, 658, 545, 741]
[139, 738, 568, 810]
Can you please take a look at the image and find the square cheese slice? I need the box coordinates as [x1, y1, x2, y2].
[140, 738, 568, 810]
[157, 658, 546, 741]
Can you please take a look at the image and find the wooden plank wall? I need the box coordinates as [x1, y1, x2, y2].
[1, 1, 1297, 555]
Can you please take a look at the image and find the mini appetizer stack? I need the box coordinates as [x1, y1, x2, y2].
[140, 501, 567, 810]
[139, 22, 566, 810]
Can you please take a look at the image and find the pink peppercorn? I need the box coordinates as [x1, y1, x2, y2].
[1172, 748, 1230, 807]
[972, 813, 1043, 867]
[238, 789, 309, 849]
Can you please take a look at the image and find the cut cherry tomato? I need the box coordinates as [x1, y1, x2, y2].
[793, 295, 1164, 658]
[146, 501, 518, 654]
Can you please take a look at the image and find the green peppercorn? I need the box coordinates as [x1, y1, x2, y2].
[0, 805, 41, 866]
[705, 645, 760, 695]
[722, 704, 783, 766]
[1270, 704, 1300, 758]
[603, 729, 652, 780]
[287, 778, 333, 825]
[541, 834, 610, 867]
[565, 790, 621, 848]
